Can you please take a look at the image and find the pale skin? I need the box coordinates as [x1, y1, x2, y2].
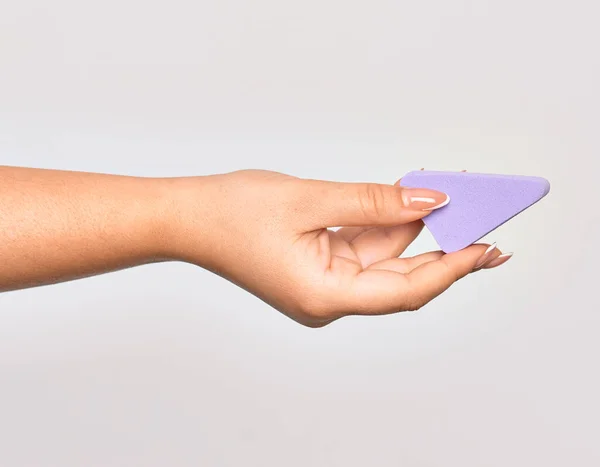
[0, 166, 510, 327]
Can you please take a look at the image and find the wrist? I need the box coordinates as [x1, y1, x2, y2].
[150, 174, 223, 267]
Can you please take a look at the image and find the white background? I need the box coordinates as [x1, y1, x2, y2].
[1, 1, 598, 465]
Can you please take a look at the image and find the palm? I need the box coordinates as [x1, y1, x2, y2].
[317, 221, 433, 273]
[330, 224, 423, 268]
[292, 221, 448, 321]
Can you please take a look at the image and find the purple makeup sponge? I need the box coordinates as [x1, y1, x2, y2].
[399, 171, 550, 253]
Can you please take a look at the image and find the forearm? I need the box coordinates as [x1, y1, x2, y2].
[0, 166, 176, 292]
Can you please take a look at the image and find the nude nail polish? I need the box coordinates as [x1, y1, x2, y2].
[472, 243, 498, 271]
[482, 252, 513, 269]
[401, 188, 450, 211]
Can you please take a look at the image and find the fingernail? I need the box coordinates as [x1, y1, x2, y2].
[482, 252, 513, 269]
[401, 188, 450, 211]
[472, 243, 498, 271]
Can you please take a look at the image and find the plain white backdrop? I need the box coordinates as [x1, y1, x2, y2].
[1, 1, 598, 465]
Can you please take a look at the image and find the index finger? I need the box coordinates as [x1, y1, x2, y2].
[346, 244, 495, 315]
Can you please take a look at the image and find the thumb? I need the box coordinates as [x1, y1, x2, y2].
[302, 180, 450, 229]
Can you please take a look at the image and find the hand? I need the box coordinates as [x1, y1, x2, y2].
[163, 170, 511, 327]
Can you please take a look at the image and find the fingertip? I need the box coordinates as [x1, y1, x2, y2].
[439, 243, 497, 275]
[421, 193, 450, 211]
[480, 251, 513, 270]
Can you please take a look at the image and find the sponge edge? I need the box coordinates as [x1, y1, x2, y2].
[399, 171, 551, 253]
[402, 171, 551, 198]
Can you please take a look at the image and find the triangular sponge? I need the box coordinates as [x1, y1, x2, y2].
[399, 171, 550, 253]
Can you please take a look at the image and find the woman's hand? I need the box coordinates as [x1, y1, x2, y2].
[0, 166, 509, 325]
[163, 170, 510, 327]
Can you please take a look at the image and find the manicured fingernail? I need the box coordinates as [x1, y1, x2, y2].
[401, 188, 450, 211]
[482, 252, 513, 269]
[472, 243, 498, 271]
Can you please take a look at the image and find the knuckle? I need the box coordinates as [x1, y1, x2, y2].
[439, 257, 460, 282]
[401, 282, 428, 311]
[358, 184, 388, 221]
